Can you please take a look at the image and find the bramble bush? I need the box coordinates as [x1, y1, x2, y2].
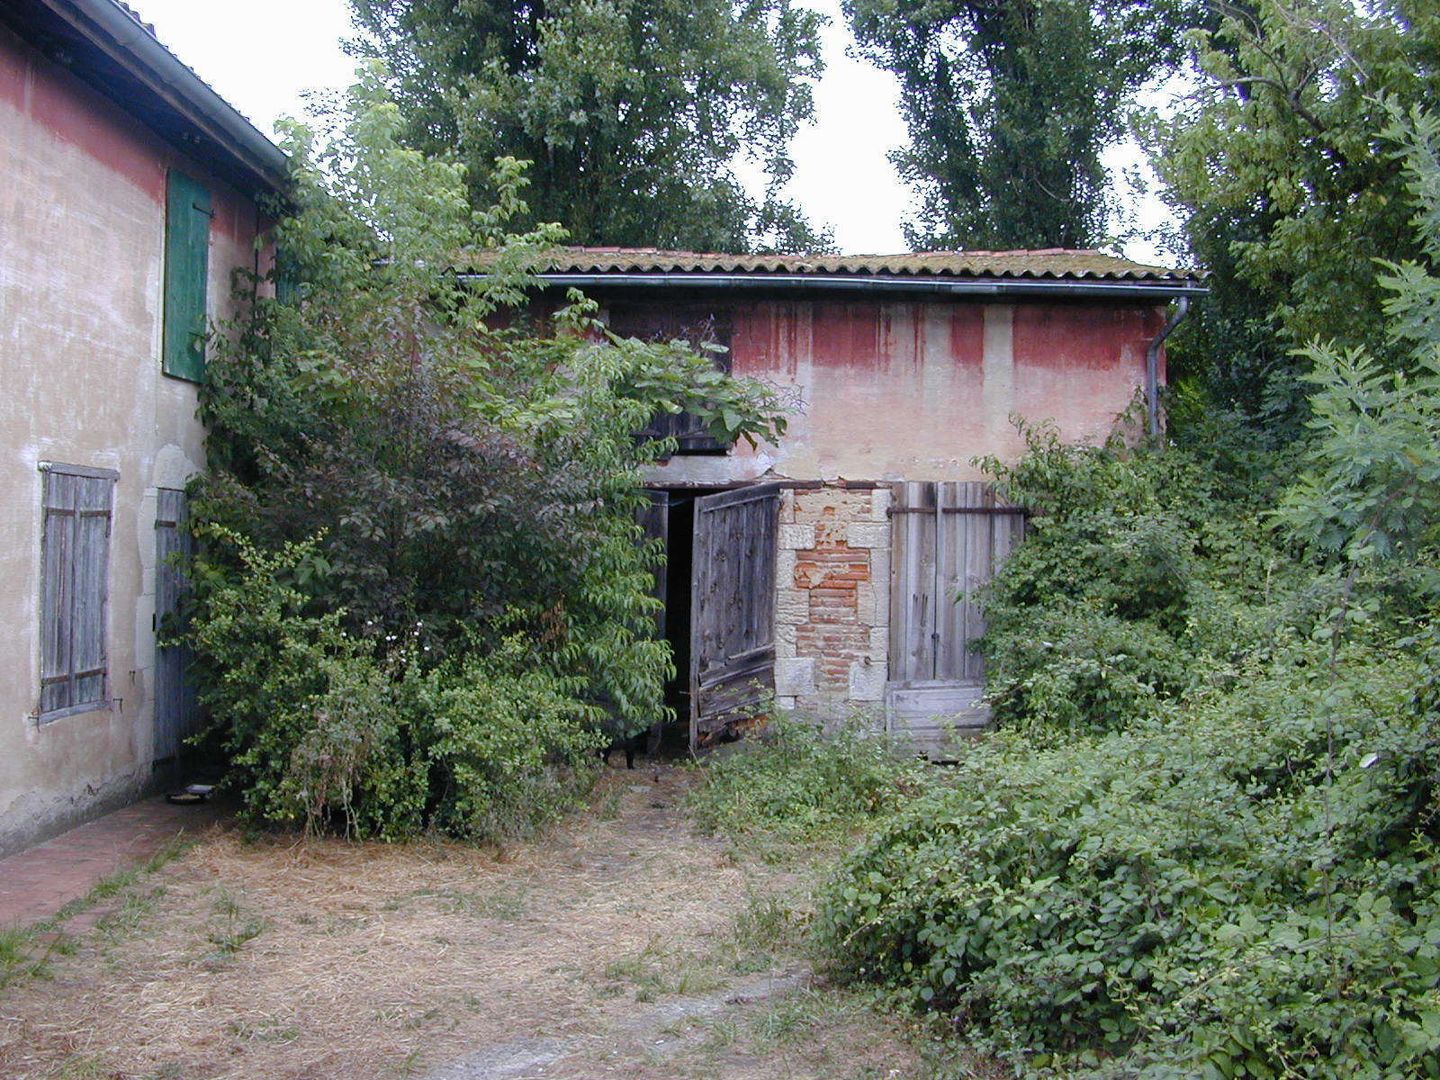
[818, 106, 1440, 1080]
[976, 418, 1306, 736]
[818, 637, 1440, 1076]
[183, 71, 787, 840]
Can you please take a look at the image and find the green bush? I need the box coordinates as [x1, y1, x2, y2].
[187, 529, 602, 841]
[977, 421, 1306, 736]
[688, 713, 933, 848]
[181, 76, 791, 839]
[818, 638, 1440, 1076]
[420, 636, 603, 841]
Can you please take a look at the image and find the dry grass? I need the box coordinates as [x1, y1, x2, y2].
[0, 766, 928, 1080]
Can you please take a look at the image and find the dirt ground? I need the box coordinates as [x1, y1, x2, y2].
[0, 764, 932, 1080]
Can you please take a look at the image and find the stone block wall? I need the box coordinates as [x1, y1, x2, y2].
[774, 484, 892, 716]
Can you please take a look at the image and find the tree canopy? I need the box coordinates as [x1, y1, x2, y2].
[348, 0, 830, 252]
[1143, 0, 1440, 423]
[845, 0, 1200, 250]
[188, 74, 789, 838]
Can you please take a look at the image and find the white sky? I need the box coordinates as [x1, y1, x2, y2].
[128, 0, 1173, 262]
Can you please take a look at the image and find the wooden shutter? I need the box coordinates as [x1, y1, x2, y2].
[162, 170, 212, 382]
[609, 305, 733, 453]
[154, 488, 200, 761]
[40, 465, 116, 719]
[887, 482, 1025, 751]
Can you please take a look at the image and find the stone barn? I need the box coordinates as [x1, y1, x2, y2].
[522, 249, 1204, 753]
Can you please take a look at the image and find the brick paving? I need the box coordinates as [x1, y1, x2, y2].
[0, 796, 226, 930]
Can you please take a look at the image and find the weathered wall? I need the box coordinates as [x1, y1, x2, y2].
[0, 27, 264, 854]
[773, 485, 892, 717]
[643, 298, 1164, 486]
[630, 294, 1165, 716]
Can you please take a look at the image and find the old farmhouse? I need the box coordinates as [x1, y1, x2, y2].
[0, 0, 286, 853]
[0, 0, 1203, 851]
[516, 249, 1205, 752]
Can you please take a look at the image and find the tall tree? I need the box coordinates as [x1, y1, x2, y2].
[1143, 0, 1440, 424]
[349, 0, 830, 252]
[846, 0, 1200, 250]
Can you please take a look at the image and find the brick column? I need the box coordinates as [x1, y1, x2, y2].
[774, 485, 891, 716]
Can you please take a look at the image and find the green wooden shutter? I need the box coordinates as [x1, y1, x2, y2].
[162, 170, 212, 382]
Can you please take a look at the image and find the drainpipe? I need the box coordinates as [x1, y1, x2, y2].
[1146, 297, 1190, 439]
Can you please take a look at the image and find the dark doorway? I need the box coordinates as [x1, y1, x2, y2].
[643, 484, 781, 752]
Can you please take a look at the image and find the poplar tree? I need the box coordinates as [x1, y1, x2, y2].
[845, 0, 1200, 250]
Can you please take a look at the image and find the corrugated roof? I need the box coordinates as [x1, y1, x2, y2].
[511, 246, 1199, 283]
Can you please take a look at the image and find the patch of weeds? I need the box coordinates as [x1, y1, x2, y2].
[695, 1016, 740, 1056]
[712, 888, 809, 975]
[57, 834, 191, 923]
[201, 887, 267, 965]
[143, 1062, 185, 1080]
[96, 885, 166, 939]
[594, 783, 624, 821]
[402, 1004, 456, 1032]
[0, 926, 47, 988]
[602, 937, 723, 1002]
[52, 1055, 111, 1079]
[746, 989, 830, 1052]
[384, 1048, 425, 1077]
[227, 1016, 301, 1044]
[687, 714, 936, 858]
[2, 834, 194, 991]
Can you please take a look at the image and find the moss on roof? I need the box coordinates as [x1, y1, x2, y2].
[480, 246, 1199, 282]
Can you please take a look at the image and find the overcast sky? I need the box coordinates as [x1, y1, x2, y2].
[129, 0, 1172, 261]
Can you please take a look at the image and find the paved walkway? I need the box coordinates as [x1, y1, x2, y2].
[0, 796, 226, 930]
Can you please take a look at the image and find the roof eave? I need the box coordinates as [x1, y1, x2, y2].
[8, 0, 289, 197]
[464, 271, 1208, 301]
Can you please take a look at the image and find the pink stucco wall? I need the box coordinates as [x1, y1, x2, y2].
[641, 298, 1166, 485]
[0, 25, 270, 852]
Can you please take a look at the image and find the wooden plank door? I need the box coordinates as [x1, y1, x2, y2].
[154, 488, 198, 763]
[689, 484, 781, 751]
[638, 490, 670, 753]
[638, 489, 669, 630]
[887, 481, 1026, 755]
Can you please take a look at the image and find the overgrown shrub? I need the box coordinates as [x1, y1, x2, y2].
[183, 74, 787, 839]
[688, 714, 933, 848]
[187, 530, 604, 841]
[818, 638, 1440, 1076]
[816, 108, 1440, 1078]
[978, 420, 1305, 735]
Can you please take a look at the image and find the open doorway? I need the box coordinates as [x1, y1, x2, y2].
[642, 484, 781, 753]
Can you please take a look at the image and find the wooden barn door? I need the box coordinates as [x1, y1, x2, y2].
[154, 488, 199, 764]
[689, 484, 781, 751]
[887, 481, 1025, 754]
